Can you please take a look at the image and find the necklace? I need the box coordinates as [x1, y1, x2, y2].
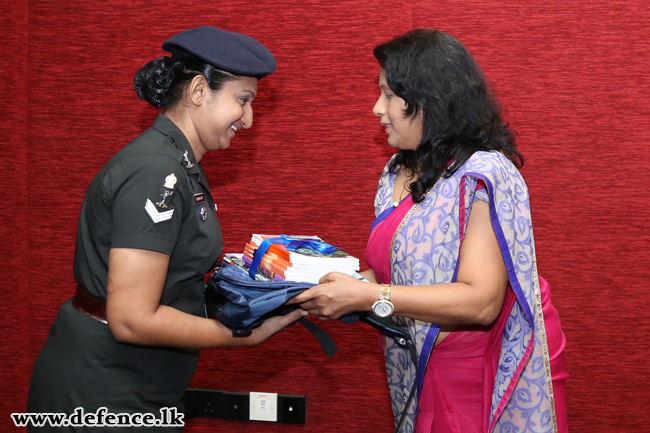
[392, 188, 408, 207]
[393, 173, 412, 207]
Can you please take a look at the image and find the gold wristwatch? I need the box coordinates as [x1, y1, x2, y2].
[371, 283, 394, 317]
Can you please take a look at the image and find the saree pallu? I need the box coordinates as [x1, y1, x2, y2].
[370, 151, 567, 433]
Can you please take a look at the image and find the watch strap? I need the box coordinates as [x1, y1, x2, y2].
[379, 283, 391, 301]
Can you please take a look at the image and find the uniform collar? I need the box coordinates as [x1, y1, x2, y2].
[152, 114, 200, 175]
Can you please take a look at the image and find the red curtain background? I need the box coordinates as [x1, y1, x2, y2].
[1, 0, 649, 431]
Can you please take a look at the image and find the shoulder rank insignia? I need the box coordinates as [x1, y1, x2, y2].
[145, 199, 174, 223]
[146, 173, 178, 223]
[156, 173, 177, 209]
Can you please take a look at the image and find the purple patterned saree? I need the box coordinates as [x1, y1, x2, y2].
[368, 151, 567, 433]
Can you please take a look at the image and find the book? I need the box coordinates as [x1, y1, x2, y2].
[247, 235, 359, 268]
[240, 234, 360, 283]
[223, 253, 369, 284]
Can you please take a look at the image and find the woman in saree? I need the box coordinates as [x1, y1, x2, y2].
[291, 29, 569, 433]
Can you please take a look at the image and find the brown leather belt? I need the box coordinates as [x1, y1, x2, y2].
[72, 285, 108, 324]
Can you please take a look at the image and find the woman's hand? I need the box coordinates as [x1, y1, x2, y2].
[106, 248, 302, 349]
[246, 308, 305, 345]
[288, 272, 376, 320]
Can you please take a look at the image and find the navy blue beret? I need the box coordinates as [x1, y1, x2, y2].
[162, 26, 276, 78]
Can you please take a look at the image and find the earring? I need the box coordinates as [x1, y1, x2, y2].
[196, 99, 202, 104]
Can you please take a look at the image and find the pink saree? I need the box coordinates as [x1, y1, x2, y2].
[365, 154, 568, 433]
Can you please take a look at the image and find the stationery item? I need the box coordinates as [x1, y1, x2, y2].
[242, 234, 360, 283]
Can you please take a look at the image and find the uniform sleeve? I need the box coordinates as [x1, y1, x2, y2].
[103, 155, 188, 255]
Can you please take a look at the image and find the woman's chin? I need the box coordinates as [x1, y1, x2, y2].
[389, 140, 419, 151]
[211, 138, 231, 151]
[387, 138, 400, 149]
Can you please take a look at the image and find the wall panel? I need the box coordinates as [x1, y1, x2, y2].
[0, 1, 30, 430]
[0, 0, 648, 431]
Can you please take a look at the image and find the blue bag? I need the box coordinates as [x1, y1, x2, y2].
[206, 263, 352, 328]
[205, 263, 414, 360]
[205, 263, 358, 357]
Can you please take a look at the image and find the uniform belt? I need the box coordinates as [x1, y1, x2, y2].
[72, 284, 108, 324]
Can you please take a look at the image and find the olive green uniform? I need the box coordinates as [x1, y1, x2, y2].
[27, 115, 223, 431]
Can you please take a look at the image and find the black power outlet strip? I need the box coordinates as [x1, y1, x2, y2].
[182, 389, 306, 424]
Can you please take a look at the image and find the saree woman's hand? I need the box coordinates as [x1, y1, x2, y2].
[288, 272, 375, 320]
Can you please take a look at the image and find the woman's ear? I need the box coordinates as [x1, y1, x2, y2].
[188, 75, 208, 106]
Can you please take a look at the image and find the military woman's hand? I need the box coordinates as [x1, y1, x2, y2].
[246, 308, 305, 346]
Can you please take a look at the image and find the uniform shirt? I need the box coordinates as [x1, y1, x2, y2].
[73, 114, 223, 317]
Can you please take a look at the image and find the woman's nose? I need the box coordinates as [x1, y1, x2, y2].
[372, 97, 384, 117]
[242, 105, 253, 129]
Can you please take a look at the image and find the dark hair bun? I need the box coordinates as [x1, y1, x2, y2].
[134, 56, 180, 108]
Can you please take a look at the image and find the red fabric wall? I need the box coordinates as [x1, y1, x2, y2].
[1, 1, 649, 431]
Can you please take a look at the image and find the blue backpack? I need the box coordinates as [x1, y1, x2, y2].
[205, 263, 413, 357]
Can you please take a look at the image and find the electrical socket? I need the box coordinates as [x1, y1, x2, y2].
[222, 391, 249, 421]
[249, 392, 278, 422]
[181, 389, 223, 418]
[277, 394, 306, 424]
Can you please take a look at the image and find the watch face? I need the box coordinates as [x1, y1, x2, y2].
[372, 300, 394, 318]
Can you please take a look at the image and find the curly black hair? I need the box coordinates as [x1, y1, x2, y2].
[374, 29, 523, 202]
[134, 56, 237, 108]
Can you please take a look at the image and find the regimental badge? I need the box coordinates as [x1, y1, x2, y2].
[183, 150, 194, 169]
[164, 174, 177, 189]
[200, 206, 207, 221]
[156, 173, 177, 209]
